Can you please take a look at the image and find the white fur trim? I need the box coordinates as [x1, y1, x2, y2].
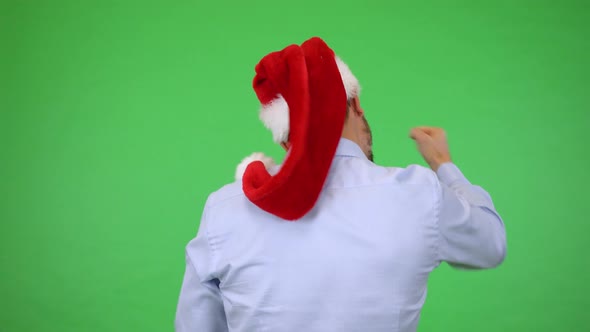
[258, 56, 360, 143]
[259, 95, 290, 143]
[335, 56, 361, 99]
[235, 152, 277, 181]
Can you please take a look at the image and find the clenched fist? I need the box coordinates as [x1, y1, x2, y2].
[409, 127, 452, 172]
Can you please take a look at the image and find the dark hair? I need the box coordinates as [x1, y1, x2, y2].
[346, 99, 352, 119]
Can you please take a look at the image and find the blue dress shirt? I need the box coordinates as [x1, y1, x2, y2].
[175, 138, 506, 332]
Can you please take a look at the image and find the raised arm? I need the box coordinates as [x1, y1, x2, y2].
[435, 162, 506, 268]
[410, 127, 506, 269]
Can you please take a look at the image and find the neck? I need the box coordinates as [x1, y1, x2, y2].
[341, 125, 362, 148]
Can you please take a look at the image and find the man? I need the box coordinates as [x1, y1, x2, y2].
[175, 37, 506, 332]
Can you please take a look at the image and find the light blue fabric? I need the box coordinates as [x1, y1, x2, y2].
[175, 138, 506, 332]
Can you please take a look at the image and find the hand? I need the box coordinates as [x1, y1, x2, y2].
[409, 127, 452, 172]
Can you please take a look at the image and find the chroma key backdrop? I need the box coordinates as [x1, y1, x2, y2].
[1, 1, 588, 331]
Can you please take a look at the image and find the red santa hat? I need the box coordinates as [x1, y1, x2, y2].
[236, 37, 361, 221]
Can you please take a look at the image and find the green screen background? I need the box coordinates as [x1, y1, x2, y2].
[2, 1, 589, 331]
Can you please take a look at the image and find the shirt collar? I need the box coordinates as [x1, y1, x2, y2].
[334, 138, 367, 160]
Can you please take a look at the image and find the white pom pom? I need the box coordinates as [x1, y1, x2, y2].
[235, 152, 277, 180]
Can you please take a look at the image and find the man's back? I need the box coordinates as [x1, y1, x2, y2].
[175, 139, 506, 332]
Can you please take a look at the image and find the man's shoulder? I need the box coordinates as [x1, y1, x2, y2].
[385, 164, 438, 185]
[206, 163, 282, 208]
[356, 162, 438, 186]
[205, 180, 246, 209]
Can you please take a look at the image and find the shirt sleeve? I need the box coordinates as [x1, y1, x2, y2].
[175, 205, 228, 332]
[435, 163, 507, 269]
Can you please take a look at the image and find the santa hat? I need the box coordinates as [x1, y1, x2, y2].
[236, 37, 360, 221]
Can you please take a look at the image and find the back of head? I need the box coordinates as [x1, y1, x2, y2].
[236, 37, 361, 221]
